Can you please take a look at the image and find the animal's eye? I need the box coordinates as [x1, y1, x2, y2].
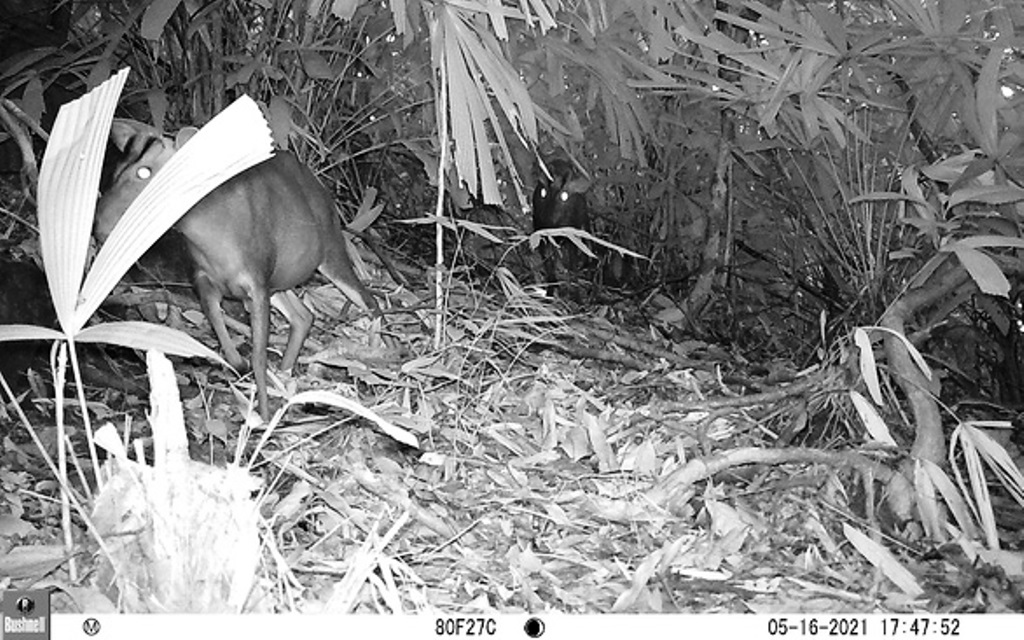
[558, 191, 569, 202]
[538, 187, 548, 198]
[136, 167, 152, 180]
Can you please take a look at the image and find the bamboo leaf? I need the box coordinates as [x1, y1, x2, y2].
[844, 524, 923, 596]
[853, 328, 882, 405]
[950, 245, 1010, 297]
[975, 46, 1002, 155]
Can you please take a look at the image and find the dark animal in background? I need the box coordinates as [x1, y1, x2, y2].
[531, 158, 591, 287]
[96, 120, 379, 421]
